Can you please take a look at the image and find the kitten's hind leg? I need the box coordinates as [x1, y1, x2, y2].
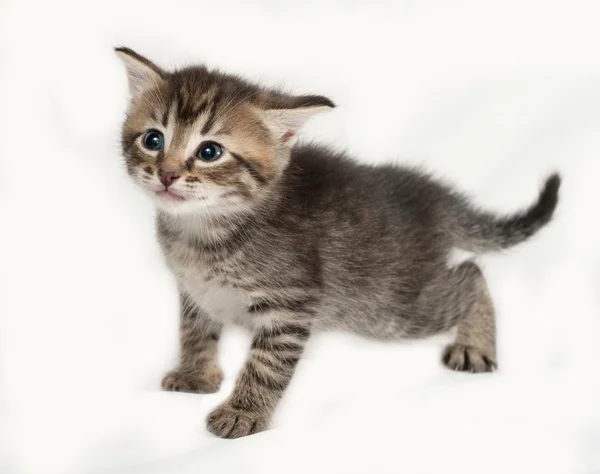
[442, 261, 497, 372]
[412, 261, 497, 373]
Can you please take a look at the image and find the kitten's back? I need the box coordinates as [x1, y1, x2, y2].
[284, 144, 560, 256]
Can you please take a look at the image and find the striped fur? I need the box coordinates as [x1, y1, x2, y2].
[116, 48, 561, 439]
[161, 293, 223, 393]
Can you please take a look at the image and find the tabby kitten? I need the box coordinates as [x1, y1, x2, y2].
[115, 47, 560, 439]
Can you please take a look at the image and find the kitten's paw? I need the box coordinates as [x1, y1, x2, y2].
[161, 366, 223, 393]
[442, 343, 496, 373]
[206, 403, 269, 439]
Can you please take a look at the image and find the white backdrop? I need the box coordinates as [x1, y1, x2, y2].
[1, 1, 599, 473]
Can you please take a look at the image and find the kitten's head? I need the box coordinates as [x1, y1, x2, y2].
[115, 47, 334, 216]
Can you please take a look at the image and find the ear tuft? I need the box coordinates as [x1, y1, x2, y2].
[261, 104, 333, 147]
[114, 46, 165, 98]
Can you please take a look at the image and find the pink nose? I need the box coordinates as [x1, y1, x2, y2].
[158, 170, 180, 188]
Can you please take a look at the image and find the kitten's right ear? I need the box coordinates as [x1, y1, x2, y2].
[114, 47, 165, 98]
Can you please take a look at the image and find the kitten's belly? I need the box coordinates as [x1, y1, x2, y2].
[180, 275, 251, 325]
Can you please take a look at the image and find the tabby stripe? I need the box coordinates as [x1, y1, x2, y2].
[230, 152, 267, 184]
[161, 107, 170, 127]
[248, 298, 315, 314]
[182, 306, 201, 320]
[266, 323, 311, 341]
[201, 94, 221, 135]
[246, 360, 290, 392]
[230, 332, 306, 412]
[175, 91, 209, 122]
[254, 350, 300, 370]
[251, 337, 305, 352]
[193, 98, 210, 122]
[180, 293, 202, 320]
[175, 89, 185, 119]
[123, 132, 143, 152]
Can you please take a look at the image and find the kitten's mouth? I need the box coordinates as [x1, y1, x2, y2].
[155, 190, 185, 202]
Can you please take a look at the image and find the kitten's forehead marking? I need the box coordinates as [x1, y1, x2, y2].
[163, 88, 231, 160]
[200, 86, 222, 135]
[138, 81, 275, 182]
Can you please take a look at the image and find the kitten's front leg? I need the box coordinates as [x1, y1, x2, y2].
[162, 292, 223, 394]
[207, 316, 311, 438]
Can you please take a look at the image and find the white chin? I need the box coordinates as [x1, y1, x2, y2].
[153, 196, 233, 217]
[154, 197, 203, 214]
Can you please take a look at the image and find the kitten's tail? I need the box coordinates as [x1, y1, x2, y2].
[453, 173, 561, 253]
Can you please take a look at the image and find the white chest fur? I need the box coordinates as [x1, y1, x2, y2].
[158, 213, 260, 326]
[180, 271, 250, 324]
[163, 239, 251, 325]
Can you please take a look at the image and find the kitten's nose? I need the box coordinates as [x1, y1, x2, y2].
[158, 169, 180, 188]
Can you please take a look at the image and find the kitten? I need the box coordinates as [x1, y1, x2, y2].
[115, 47, 560, 439]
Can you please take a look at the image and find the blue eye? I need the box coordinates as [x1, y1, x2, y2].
[142, 130, 164, 151]
[196, 142, 223, 162]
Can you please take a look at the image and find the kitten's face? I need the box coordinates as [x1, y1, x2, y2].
[116, 47, 333, 217]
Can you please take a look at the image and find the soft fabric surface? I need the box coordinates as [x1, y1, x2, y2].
[1, 1, 599, 473]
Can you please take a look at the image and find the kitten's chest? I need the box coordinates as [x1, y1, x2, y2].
[163, 240, 251, 325]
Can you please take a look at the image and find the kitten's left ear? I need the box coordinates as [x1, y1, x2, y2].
[114, 46, 165, 98]
[261, 95, 335, 147]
